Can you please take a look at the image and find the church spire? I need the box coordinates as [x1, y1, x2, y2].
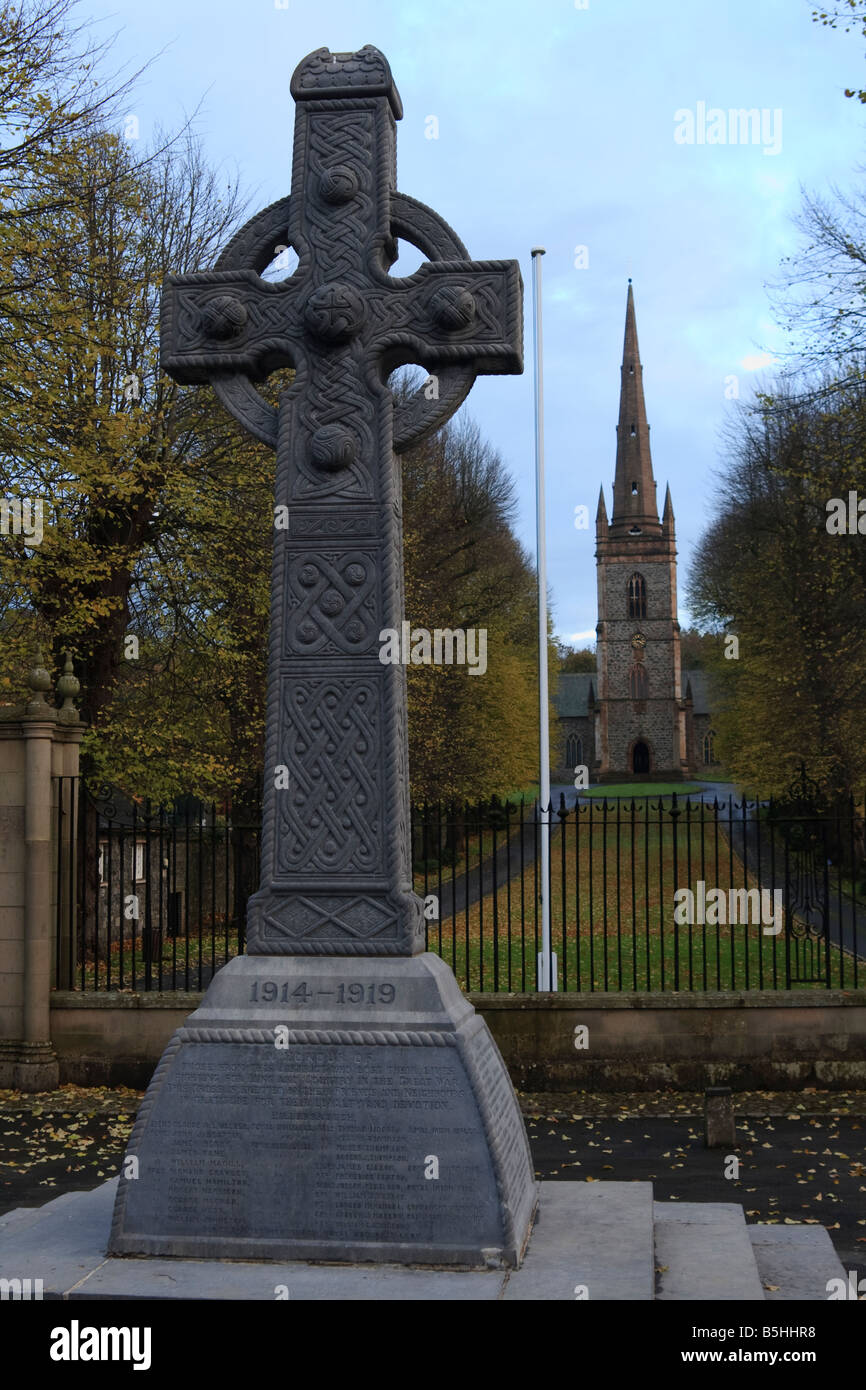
[610, 280, 661, 537]
[595, 483, 608, 540]
[662, 481, 675, 538]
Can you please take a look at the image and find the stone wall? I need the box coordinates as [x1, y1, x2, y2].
[90, 833, 239, 947]
[51, 992, 198, 1088]
[477, 991, 866, 1091]
[553, 708, 720, 784]
[49, 988, 866, 1092]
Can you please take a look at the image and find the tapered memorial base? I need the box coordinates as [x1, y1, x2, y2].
[108, 954, 537, 1267]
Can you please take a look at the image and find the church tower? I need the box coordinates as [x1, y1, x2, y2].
[594, 283, 689, 779]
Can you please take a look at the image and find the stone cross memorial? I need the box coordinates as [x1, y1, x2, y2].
[110, 44, 537, 1267]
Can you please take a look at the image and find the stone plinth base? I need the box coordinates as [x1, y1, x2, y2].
[0, 1039, 59, 1092]
[108, 954, 537, 1267]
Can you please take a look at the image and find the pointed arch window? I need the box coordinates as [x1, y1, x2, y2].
[627, 572, 647, 619]
[629, 664, 648, 699]
[566, 735, 585, 769]
[703, 730, 718, 766]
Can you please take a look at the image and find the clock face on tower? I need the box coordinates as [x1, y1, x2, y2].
[631, 632, 646, 650]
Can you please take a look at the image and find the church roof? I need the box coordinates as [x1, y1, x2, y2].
[554, 669, 712, 717]
[682, 669, 711, 715]
[553, 673, 596, 717]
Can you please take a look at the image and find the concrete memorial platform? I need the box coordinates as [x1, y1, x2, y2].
[0, 1177, 845, 1300]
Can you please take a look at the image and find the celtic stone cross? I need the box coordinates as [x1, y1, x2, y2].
[112, 45, 535, 1269]
[162, 44, 523, 955]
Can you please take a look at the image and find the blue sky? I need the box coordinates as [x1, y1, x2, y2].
[88, 0, 866, 642]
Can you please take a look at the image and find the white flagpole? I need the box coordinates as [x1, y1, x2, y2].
[531, 247, 556, 991]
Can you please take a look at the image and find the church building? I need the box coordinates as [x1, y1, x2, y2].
[553, 283, 718, 782]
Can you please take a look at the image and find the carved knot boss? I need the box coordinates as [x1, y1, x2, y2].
[161, 45, 523, 954]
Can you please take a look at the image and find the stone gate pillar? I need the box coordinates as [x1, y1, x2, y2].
[0, 650, 83, 1091]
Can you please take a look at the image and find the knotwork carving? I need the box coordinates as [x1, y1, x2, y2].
[278, 677, 381, 876]
[286, 549, 377, 654]
[260, 893, 397, 941]
[293, 353, 375, 500]
[204, 191, 484, 454]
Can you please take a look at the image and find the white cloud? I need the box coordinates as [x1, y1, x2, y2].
[740, 351, 776, 371]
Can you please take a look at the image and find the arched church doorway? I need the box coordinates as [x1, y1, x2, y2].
[632, 741, 650, 775]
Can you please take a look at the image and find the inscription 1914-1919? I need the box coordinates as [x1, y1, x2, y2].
[249, 980, 396, 1004]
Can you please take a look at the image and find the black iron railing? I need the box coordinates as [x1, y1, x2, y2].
[54, 775, 865, 993]
[411, 781, 864, 993]
[53, 778, 260, 992]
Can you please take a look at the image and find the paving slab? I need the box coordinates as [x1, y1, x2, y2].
[76, 1258, 504, 1301]
[0, 1180, 119, 1299]
[1, 1204, 59, 1235]
[0, 1189, 93, 1236]
[503, 1181, 655, 1301]
[654, 1201, 765, 1301]
[748, 1225, 848, 1301]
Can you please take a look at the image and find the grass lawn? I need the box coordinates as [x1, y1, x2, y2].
[582, 782, 710, 799]
[412, 784, 539, 888]
[413, 814, 525, 890]
[58, 925, 241, 992]
[426, 805, 850, 994]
